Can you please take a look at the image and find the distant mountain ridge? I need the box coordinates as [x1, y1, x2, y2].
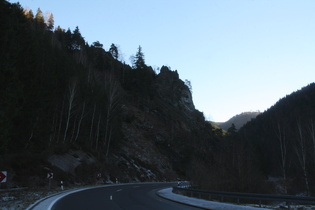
[214, 112, 261, 130]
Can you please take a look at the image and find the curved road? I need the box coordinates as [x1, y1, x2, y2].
[51, 183, 202, 210]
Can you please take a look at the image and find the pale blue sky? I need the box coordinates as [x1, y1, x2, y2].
[12, 0, 315, 122]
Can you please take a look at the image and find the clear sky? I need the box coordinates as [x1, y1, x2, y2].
[11, 0, 315, 122]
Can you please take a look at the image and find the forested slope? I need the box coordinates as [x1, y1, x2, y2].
[2, 1, 314, 197]
[240, 83, 315, 195]
[0, 1, 218, 187]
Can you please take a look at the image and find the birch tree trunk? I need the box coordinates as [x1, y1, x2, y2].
[56, 92, 66, 144]
[95, 112, 102, 151]
[296, 121, 310, 196]
[70, 115, 78, 143]
[103, 75, 120, 157]
[75, 101, 85, 142]
[49, 106, 59, 146]
[89, 103, 96, 148]
[105, 125, 113, 157]
[308, 120, 315, 165]
[275, 121, 287, 193]
[63, 79, 77, 143]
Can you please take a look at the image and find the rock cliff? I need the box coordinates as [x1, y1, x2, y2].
[155, 66, 195, 114]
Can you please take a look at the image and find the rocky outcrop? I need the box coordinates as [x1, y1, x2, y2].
[48, 150, 96, 175]
[155, 66, 195, 113]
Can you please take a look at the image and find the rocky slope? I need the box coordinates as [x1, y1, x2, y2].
[1, 1, 215, 190]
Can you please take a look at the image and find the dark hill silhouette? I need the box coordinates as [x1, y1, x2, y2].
[214, 112, 261, 130]
[0, 1, 216, 188]
[239, 83, 315, 195]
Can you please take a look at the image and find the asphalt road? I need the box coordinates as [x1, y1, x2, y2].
[51, 183, 202, 210]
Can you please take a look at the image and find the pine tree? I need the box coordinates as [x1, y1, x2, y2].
[24, 9, 34, 20]
[109, 43, 118, 60]
[55, 25, 64, 32]
[92, 41, 103, 48]
[35, 8, 44, 23]
[133, 45, 145, 69]
[46, 12, 54, 31]
[65, 28, 73, 51]
[72, 26, 85, 50]
[227, 123, 237, 136]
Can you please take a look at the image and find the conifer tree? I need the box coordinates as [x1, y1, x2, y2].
[35, 8, 44, 23]
[227, 123, 237, 136]
[24, 9, 34, 20]
[46, 12, 54, 31]
[92, 41, 103, 48]
[55, 25, 64, 32]
[133, 45, 145, 69]
[72, 26, 85, 50]
[65, 28, 73, 50]
[109, 43, 118, 60]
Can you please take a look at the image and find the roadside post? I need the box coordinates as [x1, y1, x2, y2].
[97, 173, 101, 179]
[61, 181, 64, 190]
[0, 171, 7, 183]
[47, 172, 53, 190]
[0, 171, 7, 189]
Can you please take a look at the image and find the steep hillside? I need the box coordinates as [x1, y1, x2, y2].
[239, 83, 315, 195]
[0, 1, 217, 188]
[5, 1, 311, 196]
[215, 112, 261, 130]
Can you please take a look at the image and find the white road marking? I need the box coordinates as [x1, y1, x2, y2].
[110, 195, 113, 200]
[116, 189, 122, 192]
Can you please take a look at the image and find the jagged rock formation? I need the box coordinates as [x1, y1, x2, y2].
[155, 66, 195, 113]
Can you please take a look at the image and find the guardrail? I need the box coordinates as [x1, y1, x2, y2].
[173, 186, 315, 209]
[0, 187, 28, 192]
[176, 181, 191, 189]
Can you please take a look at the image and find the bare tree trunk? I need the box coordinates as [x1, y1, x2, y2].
[75, 48, 87, 65]
[275, 121, 287, 193]
[75, 101, 85, 142]
[49, 106, 59, 146]
[122, 63, 125, 84]
[25, 130, 34, 149]
[95, 112, 102, 151]
[25, 117, 38, 149]
[296, 121, 310, 196]
[56, 92, 66, 144]
[87, 66, 91, 84]
[103, 108, 110, 148]
[63, 79, 77, 143]
[103, 75, 120, 156]
[70, 115, 78, 143]
[89, 103, 96, 147]
[308, 120, 315, 165]
[105, 126, 113, 157]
